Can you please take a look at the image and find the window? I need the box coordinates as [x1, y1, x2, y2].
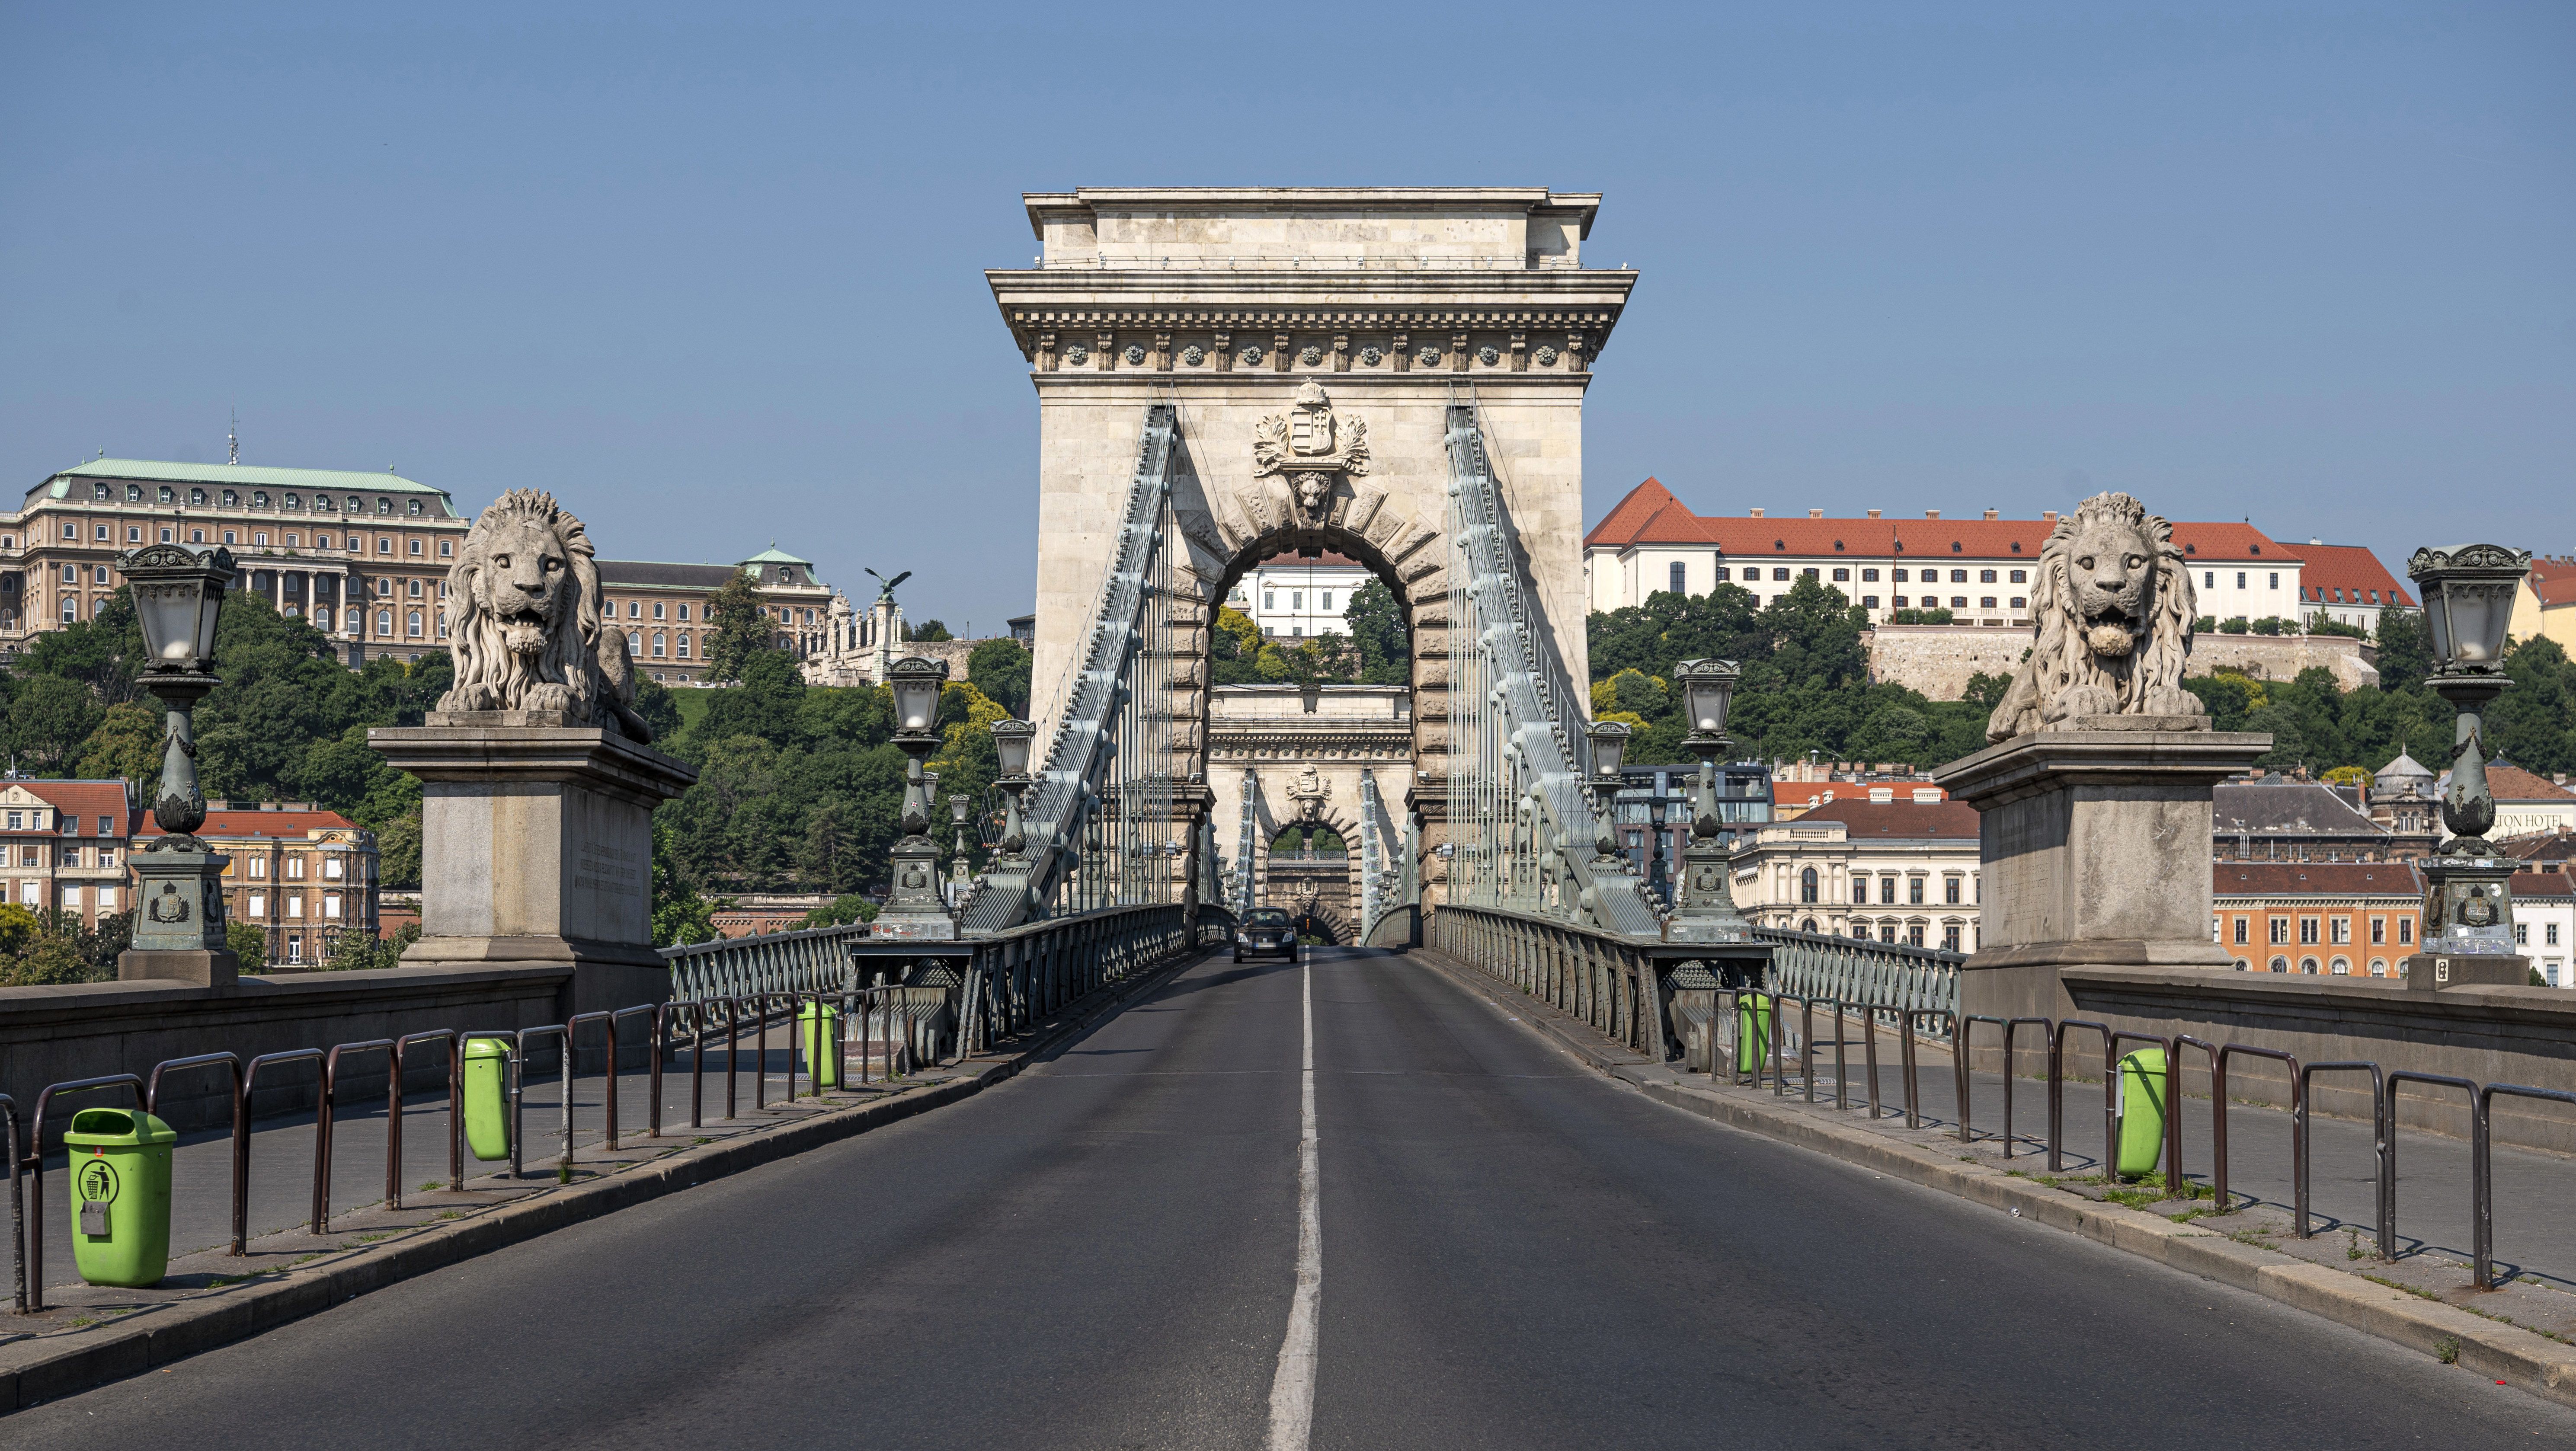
[1862, 596, 1880, 608]
[678, 604, 691, 622]
[2269, 572, 2279, 589]
[93, 566, 109, 584]
[324, 895, 342, 919]
[2330, 917, 2351, 944]
[1942, 924, 1961, 953]
[1908, 877, 1924, 905]
[677, 634, 691, 658]
[315, 606, 333, 630]
[1264, 592, 1275, 610]
[250, 857, 267, 879]
[1862, 569, 1880, 582]
[1713, 567, 1731, 581]
[60, 524, 74, 540]
[286, 855, 305, 880]
[1831, 568, 1849, 582]
[1321, 593, 1334, 612]
[1980, 597, 1996, 609]
[1950, 569, 1968, 583]
[409, 539, 423, 555]
[626, 601, 640, 619]
[2270, 918, 2288, 944]
[628, 631, 642, 654]
[653, 603, 666, 620]
[2009, 570, 2026, 584]
[1852, 878, 1868, 905]
[347, 496, 362, 513]
[408, 578, 422, 598]
[1907, 924, 1925, 948]
[407, 610, 423, 638]
[378, 498, 392, 515]
[2551, 923, 2562, 947]
[1944, 876, 1961, 904]
[379, 537, 393, 554]
[1880, 925, 1896, 945]
[1979, 569, 1996, 583]
[2010, 597, 2027, 609]
[287, 895, 304, 919]
[1892, 569, 1909, 582]
[2369, 917, 2384, 944]
[1799, 867, 1818, 903]
[1950, 596, 1967, 608]
[98, 886, 115, 911]
[323, 855, 343, 879]
[249, 892, 267, 916]
[2237, 572, 2247, 589]
[409, 500, 424, 515]
[1290, 591, 1302, 610]
[97, 815, 111, 837]
[2299, 917, 2319, 945]
[1801, 918, 1818, 934]
[158, 486, 175, 504]
[60, 598, 77, 623]
[192, 529, 204, 544]
[1802, 567, 1818, 579]
[224, 531, 237, 545]
[2234, 917, 2249, 945]
[1880, 876, 1896, 905]
[2299, 957, 2318, 974]
[652, 632, 666, 657]
[2205, 572, 2216, 589]
[2331, 957, 2350, 975]
[377, 610, 393, 635]
[1670, 562, 1686, 594]
[2269, 956, 2288, 972]
[440, 539, 453, 557]
[1772, 568, 1789, 581]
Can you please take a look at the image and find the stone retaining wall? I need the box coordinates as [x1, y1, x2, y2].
[0, 964, 574, 1137]
[1869, 625, 2379, 700]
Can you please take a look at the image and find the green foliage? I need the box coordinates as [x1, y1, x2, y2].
[966, 637, 1032, 718]
[1587, 579, 1990, 768]
[226, 920, 269, 972]
[2219, 617, 2250, 634]
[375, 807, 422, 890]
[0, 903, 42, 958]
[2249, 616, 2290, 636]
[1344, 579, 1411, 685]
[633, 676, 682, 741]
[2305, 613, 2368, 639]
[73, 701, 163, 793]
[10, 674, 106, 771]
[701, 570, 771, 685]
[0, 930, 95, 986]
[321, 921, 420, 972]
[650, 815, 721, 946]
[802, 894, 880, 928]
[905, 619, 953, 643]
[1888, 608, 1955, 625]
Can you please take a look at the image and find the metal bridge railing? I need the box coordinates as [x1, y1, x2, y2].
[660, 924, 874, 1005]
[1753, 926, 1963, 1024]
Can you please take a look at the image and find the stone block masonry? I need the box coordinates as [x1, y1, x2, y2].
[1870, 624, 2379, 700]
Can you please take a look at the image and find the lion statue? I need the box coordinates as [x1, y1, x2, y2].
[438, 489, 652, 741]
[1984, 492, 2206, 743]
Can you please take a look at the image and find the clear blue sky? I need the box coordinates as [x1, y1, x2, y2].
[3, 3, 2568, 632]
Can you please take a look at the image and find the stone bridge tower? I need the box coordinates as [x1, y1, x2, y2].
[989, 188, 1634, 902]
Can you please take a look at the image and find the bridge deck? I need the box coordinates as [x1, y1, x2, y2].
[13, 948, 2572, 1445]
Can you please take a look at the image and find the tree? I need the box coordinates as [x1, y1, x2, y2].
[1344, 579, 1411, 685]
[802, 894, 879, 927]
[651, 816, 720, 946]
[73, 701, 163, 791]
[226, 920, 269, 972]
[966, 638, 1032, 718]
[688, 647, 806, 754]
[1210, 607, 1265, 686]
[8, 674, 105, 772]
[375, 807, 423, 890]
[906, 620, 953, 642]
[701, 569, 772, 684]
[633, 676, 682, 741]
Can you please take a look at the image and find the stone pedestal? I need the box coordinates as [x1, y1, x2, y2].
[1934, 726, 2272, 1056]
[120, 838, 239, 987]
[369, 712, 697, 1019]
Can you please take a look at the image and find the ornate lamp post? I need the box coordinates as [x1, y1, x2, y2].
[989, 718, 1037, 873]
[1665, 658, 1754, 946]
[1586, 719, 1632, 872]
[2405, 544, 2532, 985]
[877, 655, 955, 940]
[118, 543, 240, 984]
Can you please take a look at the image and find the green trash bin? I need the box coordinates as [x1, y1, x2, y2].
[1734, 993, 1774, 1077]
[799, 1001, 841, 1091]
[464, 1038, 512, 1162]
[2115, 1047, 2169, 1180]
[64, 1106, 177, 1288]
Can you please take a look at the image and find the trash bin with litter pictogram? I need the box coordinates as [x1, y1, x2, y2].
[64, 1106, 178, 1287]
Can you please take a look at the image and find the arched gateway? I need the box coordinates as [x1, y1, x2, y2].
[975, 188, 1636, 934]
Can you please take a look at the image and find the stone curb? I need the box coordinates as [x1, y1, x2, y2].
[1418, 949, 2576, 1411]
[0, 949, 1208, 1414]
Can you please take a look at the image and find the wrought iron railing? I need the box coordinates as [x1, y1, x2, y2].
[1754, 926, 1963, 1021]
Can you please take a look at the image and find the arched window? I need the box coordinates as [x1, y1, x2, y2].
[314, 606, 333, 630]
[406, 610, 423, 638]
[1800, 918, 1818, 934]
[91, 482, 109, 500]
[651, 632, 666, 658]
[2233, 959, 2250, 971]
[628, 631, 643, 655]
[2330, 957, 2350, 975]
[2369, 958, 2388, 976]
[189, 488, 205, 505]
[2300, 957, 2320, 975]
[1799, 867, 1818, 904]
[377, 610, 393, 635]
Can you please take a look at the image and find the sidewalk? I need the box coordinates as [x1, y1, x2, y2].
[1420, 951, 2576, 1393]
[17, 1036, 944, 1311]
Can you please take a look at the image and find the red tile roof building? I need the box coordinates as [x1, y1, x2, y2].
[1582, 478, 2390, 633]
[2291, 543, 2417, 634]
[2508, 557, 2576, 655]
[0, 777, 138, 926]
[140, 801, 381, 966]
[2212, 862, 2422, 978]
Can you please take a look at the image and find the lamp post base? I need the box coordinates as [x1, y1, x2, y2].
[877, 836, 957, 940]
[117, 948, 240, 988]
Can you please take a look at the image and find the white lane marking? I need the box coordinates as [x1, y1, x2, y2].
[1265, 951, 1321, 1451]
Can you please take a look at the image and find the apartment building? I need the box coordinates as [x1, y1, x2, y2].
[141, 802, 380, 965]
[1583, 478, 2314, 629]
[0, 778, 136, 925]
[2512, 871, 2573, 987]
[2212, 862, 2421, 977]
[2507, 558, 2576, 653]
[1730, 798, 1981, 951]
[6, 458, 471, 666]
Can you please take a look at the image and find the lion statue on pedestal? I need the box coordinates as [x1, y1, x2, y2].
[1984, 491, 2206, 743]
[438, 489, 653, 742]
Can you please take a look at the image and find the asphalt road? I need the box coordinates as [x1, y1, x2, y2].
[17, 946, 2574, 1448]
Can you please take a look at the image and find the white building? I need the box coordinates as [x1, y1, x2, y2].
[1583, 479, 2315, 629]
[2513, 871, 2574, 988]
[1230, 551, 1374, 639]
[1729, 797, 1982, 952]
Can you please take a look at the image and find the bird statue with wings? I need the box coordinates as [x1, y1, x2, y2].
[865, 567, 912, 605]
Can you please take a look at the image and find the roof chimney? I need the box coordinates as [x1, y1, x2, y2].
[1924, 510, 1940, 520]
[1808, 508, 1824, 518]
[1749, 507, 1763, 518]
[1983, 508, 1999, 520]
[2042, 510, 2058, 523]
[1866, 508, 1882, 520]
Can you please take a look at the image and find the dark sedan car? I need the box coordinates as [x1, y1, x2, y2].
[1234, 908, 1298, 963]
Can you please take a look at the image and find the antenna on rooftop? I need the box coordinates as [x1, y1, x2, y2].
[228, 409, 239, 465]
